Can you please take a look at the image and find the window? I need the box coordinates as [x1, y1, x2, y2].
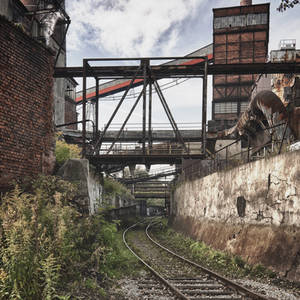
[240, 102, 249, 113]
[215, 102, 238, 114]
[214, 13, 268, 30]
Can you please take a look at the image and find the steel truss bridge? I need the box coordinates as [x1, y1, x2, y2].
[54, 54, 300, 170]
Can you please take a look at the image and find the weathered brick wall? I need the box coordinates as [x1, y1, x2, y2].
[0, 16, 55, 190]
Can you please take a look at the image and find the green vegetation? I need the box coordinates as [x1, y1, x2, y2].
[0, 176, 139, 300]
[55, 132, 81, 168]
[103, 177, 133, 205]
[146, 199, 165, 206]
[152, 220, 276, 280]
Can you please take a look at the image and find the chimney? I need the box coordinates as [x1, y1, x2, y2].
[240, 0, 252, 5]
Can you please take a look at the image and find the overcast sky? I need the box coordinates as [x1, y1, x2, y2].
[65, 0, 300, 129]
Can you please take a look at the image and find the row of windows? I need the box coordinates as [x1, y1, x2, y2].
[214, 102, 248, 114]
[240, 102, 249, 112]
[214, 13, 268, 30]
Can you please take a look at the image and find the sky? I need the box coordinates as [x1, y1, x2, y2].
[64, 0, 300, 130]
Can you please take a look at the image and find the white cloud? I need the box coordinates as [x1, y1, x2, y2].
[69, 0, 300, 129]
[66, 0, 203, 56]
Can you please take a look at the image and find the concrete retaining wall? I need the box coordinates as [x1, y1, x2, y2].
[58, 159, 136, 216]
[58, 159, 102, 215]
[170, 150, 300, 281]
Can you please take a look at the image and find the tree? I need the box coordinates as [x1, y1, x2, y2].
[277, 0, 299, 11]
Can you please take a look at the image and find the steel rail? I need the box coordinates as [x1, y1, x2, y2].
[123, 222, 189, 300]
[146, 222, 274, 300]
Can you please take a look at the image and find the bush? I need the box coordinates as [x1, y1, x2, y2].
[0, 176, 138, 299]
[55, 132, 81, 167]
[0, 178, 78, 299]
[103, 178, 133, 205]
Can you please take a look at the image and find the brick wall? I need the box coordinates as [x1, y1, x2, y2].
[0, 16, 55, 190]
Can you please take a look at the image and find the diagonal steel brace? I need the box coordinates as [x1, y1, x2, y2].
[93, 65, 142, 154]
[150, 70, 189, 154]
[106, 87, 146, 154]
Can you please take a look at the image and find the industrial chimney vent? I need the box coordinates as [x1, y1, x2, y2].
[240, 0, 252, 6]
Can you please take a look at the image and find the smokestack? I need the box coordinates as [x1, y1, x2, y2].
[240, 0, 252, 5]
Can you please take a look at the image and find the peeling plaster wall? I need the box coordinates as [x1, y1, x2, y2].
[170, 150, 300, 281]
[87, 165, 102, 215]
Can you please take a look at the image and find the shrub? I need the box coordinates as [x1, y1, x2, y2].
[0, 177, 79, 299]
[55, 132, 81, 167]
[102, 178, 133, 205]
[0, 176, 138, 299]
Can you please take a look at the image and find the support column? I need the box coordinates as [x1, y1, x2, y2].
[142, 59, 148, 155]
[202, 58, 208, 155]
[148, 78, 152, 151]
[82, 59, 87, 158]
[95, 78, 99, 138]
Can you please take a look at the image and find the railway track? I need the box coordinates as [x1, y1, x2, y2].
[123, 220, 274, 300]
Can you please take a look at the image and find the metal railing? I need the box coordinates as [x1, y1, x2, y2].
[89, 142, 196, 156]
[180, 137, 293, 182]
[103, 122, 202, 131]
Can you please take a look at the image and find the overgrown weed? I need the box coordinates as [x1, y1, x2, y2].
[153, 222, 276, 280]
[55, 132, 81, 169]
[0, 176, 139, 299]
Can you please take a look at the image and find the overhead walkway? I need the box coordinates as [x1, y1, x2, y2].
[73, 44, 213, 103]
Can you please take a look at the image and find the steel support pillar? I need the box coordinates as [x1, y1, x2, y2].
[202, 58, 208, 155]
[82, 59, 87, 158]
[148, 78, 153, 150]
[142, 59, 149, 154]
[95, 78, 99, 137]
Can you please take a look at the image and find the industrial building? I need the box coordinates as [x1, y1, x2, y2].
[0, 0, 78, 128]
[212, 0, 269, 129]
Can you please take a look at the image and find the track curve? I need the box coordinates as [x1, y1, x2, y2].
[123, 220, 274, 300]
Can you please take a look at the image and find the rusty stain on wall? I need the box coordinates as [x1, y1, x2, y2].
[170, 150, 300, 281]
